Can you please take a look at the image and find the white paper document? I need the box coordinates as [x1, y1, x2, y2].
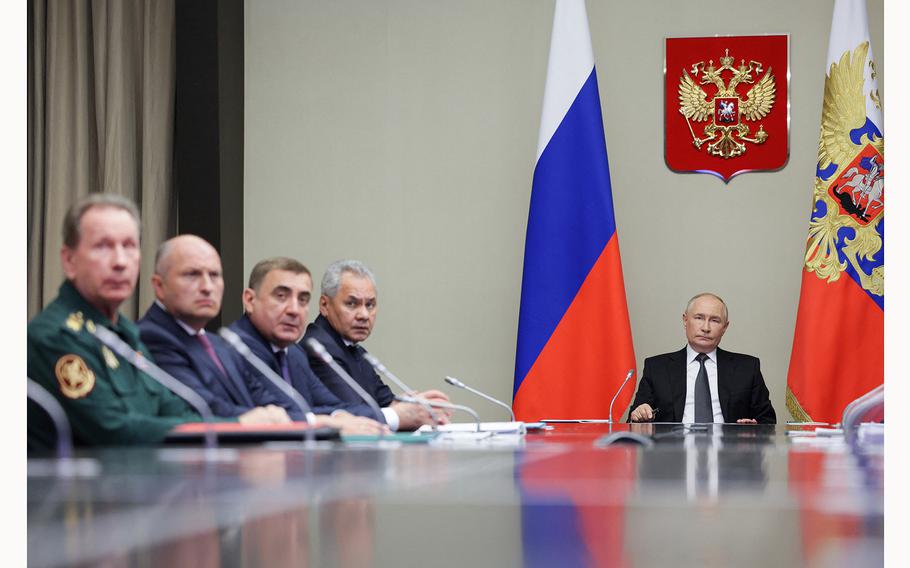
[417, 421, 527, 434]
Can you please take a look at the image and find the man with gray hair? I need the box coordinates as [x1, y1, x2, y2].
[628, 292, 776, 424]
[229, 257, 388, 435]
[302, 260, 450, 431]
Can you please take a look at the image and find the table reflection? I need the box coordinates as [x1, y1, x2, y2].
[26, 423, 883, 568]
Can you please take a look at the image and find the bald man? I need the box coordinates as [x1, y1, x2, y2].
[138, 235, 386, 434]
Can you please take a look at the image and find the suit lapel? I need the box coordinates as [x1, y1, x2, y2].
[670, 347, 687, 421]
[285, 347, 312, 398]
[210, 338, 255, 406]
[154, 304, 253, 406]
[236, 316, 282, 375]
[716, 348, 733, 421]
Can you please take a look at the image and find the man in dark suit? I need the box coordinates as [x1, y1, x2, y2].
[302, 260, 450, 431]
[229, 256, 388, 433]
[139, 237, 385, 434]
[138, 235, 293, 424]
[629, 293, 776, 424]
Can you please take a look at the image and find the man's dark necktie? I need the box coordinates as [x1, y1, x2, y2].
[694, 352, 713, 423]
[349, 343, 369, 369]
[197, 333, 227, 377]
[348, 344, 377, 392]
[275, 349, 292, 384]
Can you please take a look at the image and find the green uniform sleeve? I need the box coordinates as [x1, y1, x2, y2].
[28, 327, 200, 446]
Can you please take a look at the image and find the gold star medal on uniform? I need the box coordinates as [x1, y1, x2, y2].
[55, 354, 96, 399]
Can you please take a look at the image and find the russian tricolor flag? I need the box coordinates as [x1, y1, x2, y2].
[513, 0, 636, 421]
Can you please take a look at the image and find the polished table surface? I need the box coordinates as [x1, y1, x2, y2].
[27, 423, 883, 567]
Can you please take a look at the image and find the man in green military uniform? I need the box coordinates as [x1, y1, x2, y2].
[28, 194, 205, 448]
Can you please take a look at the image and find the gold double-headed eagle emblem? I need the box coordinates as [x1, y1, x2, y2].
[805, 42, 883, 297]
[677, 49, 776, 158]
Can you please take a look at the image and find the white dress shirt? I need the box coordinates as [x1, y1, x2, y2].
[681, 344, 725, 423]
[155, 299, 203, 337]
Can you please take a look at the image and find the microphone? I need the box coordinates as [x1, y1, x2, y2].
[27, 377, 73, 458]
[444, 376, 515, 422]
[607, 369, 636, 424]
[394, 394, 482, 433]
[303, 338, 386, 424]
[218, 328, 319, 442]
[361, 351, 441, 428]
[89, 325, 217, 449]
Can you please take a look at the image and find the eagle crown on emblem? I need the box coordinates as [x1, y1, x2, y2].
[678, 48, 776, 159]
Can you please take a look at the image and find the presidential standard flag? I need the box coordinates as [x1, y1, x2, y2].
[787, 0, 884, 424]
[513, 0, 635, 421]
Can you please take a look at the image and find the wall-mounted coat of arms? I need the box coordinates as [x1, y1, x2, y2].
[665, 35, 789, 182]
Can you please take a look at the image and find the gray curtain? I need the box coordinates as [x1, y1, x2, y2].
[28, 0, 176, 320]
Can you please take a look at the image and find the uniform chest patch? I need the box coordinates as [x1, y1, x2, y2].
[55, 354, 96, 399]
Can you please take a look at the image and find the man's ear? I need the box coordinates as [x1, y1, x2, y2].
[151, 273, 165, 301]
[241, 288, 256, 314]
[319, 294, 329, 316]
[60, 247, 76, 280]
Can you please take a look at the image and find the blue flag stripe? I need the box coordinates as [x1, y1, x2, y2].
[514, 68, 617, 394]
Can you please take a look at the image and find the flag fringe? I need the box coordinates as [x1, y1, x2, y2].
[786, 387, 812, 422]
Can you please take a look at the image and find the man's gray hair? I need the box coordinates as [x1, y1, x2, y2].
[62, 193, 141, 248]
[685, 292, 729, 322]
[321, 260, 377, 298]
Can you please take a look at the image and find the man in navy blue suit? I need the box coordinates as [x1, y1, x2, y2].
[139, 236, 385, 434]
[303, 259, 451, 431]
[228, 256, 387, 433]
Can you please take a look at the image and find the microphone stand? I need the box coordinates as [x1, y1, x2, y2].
[304, 339, 386, 428]
[27, 378, 73, 459]
[607, 369, 636, 427]
[444, 376, 515, 422]
[395, 395, 482, 433]
[361, 352, 441, 429]
[89, 325, 218, 450]
[218, 327, 318, 444]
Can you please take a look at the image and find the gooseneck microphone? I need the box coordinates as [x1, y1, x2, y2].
[444, 376, 516, 422]
[89, 325, 217, 449]
[607, 369, 636, 424]
[27, 377, 73, 458]
[304, 338, 386, 424]
[361, 351, 440, 428]
[218, 328, 319, 442]
[394, 394, 482, 433]
[361, 351, 416, 394]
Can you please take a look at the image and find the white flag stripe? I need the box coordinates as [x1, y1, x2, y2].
[827, 0, 882, 129]
[536, 0, 595, 160]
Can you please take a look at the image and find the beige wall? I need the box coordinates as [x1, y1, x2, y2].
[244, 0, 884, 422]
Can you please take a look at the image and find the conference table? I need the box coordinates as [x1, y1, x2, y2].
[27, 422, 883, 567]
